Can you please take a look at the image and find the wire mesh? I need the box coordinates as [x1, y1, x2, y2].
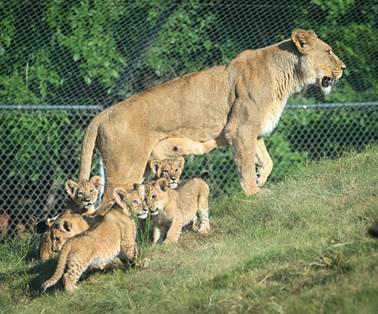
[1, 0, 377, 238]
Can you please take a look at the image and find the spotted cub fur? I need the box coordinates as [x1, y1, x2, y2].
[145, 178, 210, 244]
[41, 185, 146, 293]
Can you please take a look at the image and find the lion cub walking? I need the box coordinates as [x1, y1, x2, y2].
[41, 185, 146, 293]
[145, 178, 210, 244]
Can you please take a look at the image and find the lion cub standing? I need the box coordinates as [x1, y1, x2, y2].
[41, 185, 146, 293]
[145, 178, 210, 244]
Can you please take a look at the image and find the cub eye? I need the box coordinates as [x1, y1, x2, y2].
[132, 200, 139, 204]
[90, 189, 94, 193]
[152, 194, 157, 199]
[77, 192, 84, 197]
[327, 49, 332, 55]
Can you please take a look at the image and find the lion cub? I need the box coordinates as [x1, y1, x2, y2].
[38, 210, 97, 262]
[145, 178, 210, 244]
[148, 157, 185, 189]
[65, 176, 101, 214]
[41, 185, 146, 293]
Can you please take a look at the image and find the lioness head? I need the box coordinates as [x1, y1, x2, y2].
[65, 176, 101, 214]
[113, 185, 147, 219]
[145, 178, 170, 216]
[149, 157, 185, 189]
[291, 29, 345, 95]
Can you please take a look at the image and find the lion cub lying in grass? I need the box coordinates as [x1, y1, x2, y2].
[41, 185, 146, 293]
[145, 178, 210, 244]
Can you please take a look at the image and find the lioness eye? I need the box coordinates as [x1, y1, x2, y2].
[152, 194, 156, 199]
[132, 200, 139, 204]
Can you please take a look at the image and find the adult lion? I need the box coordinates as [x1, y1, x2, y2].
[79, 29, 345, 200]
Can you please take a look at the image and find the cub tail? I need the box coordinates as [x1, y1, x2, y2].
[40, 243, 71, 292]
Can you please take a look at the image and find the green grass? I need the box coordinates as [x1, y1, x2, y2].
[1, 147, 378, 314]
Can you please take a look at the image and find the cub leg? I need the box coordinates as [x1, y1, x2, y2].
[63, 259, 89, 293]
[152, 225, 162, 244]
[164, 218, 184, 244]
[198, 183, 210, 233]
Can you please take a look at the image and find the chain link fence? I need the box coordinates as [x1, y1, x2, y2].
[1, 0, 378, 238]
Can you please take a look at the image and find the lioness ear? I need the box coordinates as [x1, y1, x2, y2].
[65, 179, 78, 198]
[291, 29, 316, 54]
[113, 187, 127, 209]
[157, 178, 169, 192]
[89, 176, 101, 189]
[149, 160, 162, 176]
[176, 157, 185, 170]
[62, 220, 72, 233]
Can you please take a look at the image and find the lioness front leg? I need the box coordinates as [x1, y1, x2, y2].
[255, 138, 273, 187]
[164, 218, 183, 244]
[231, 125, 260, 195]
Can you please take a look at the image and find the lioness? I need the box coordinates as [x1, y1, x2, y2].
[148, 157, 185, 188]
[41, 186, 145, 293]
[79, 29, 345, 199]
[145, 178, 210, 244]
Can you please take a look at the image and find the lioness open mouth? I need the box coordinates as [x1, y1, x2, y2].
[322, 76, 334, 88]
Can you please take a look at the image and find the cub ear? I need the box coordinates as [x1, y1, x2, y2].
[65, 179, 78, 198]
[62, 220, 72, 233]
[291, 29, 316, 54]
[134, 183, 146, 199]
[157, 178, 169, 192]
[113, 187, 128, 209]
[149, 160, 162, 176]
[176, 157, 185, 170]
[89, 176, 101, 189]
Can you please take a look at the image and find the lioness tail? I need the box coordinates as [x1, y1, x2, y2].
[79, 116, 100, 180]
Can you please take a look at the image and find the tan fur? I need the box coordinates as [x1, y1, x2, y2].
[38, 210, 96, 262]
[148, 157, 185, 189]
[0, 212, 9, 236]
[79, 29, 345, 199]
[145, 178, 210, 244]
[41, 185, 146, 293]
[151, 138, 217, 160]
[65, 176, 101, 214]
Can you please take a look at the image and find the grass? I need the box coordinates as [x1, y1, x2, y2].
[1, 147, 378, 314]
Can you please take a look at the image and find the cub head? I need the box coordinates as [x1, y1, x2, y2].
[145, 178, 170, 216]
[113, 185, 147, 219]
[65, 176, 101, 214]
[48, 216, 89, 252]
[149, 157, 185, 189]
[291, 29, 346, 95]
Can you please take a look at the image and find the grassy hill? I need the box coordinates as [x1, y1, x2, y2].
[1, 147, 378, 314]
